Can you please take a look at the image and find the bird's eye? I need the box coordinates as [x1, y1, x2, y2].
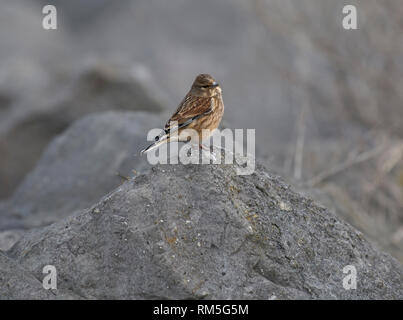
[155, 136, 159, 141]
[201, 85, 209, 88]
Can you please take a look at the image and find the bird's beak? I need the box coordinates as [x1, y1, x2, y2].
[211, 82, 219, 87]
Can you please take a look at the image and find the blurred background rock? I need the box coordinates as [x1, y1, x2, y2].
[0, 0, 402, 263]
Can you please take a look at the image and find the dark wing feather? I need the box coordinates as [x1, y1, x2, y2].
[164, 94, 212, 131]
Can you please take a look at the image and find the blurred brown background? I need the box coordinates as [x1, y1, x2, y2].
[0, 0, 402, 263]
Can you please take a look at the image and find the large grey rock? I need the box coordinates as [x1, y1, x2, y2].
[7, 151, 403, 299]
[0, 251, 77, 299]
[0, 111, 163, 233]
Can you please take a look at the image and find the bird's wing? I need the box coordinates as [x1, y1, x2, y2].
[164, 94, 213, 132]
[142, 95, 214, 154]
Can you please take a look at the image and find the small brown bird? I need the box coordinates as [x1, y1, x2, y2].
[141, 74, 224, 154]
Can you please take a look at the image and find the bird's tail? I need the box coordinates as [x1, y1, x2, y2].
[140, 139, 167, 154]
[140, 132, 172, 154]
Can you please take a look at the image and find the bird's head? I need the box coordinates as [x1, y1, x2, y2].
[191, 74, 221, 97]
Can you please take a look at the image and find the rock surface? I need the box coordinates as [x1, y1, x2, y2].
[6, 151, 403, 299]
[0, 229, 25, 252]
[0, 111, 163, 233]
[0, 251, 77, 299]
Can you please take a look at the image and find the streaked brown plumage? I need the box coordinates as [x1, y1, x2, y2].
[141, 74, 224, 153]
